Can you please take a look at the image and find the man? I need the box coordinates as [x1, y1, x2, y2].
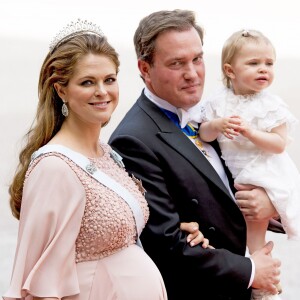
[109, 9, 281, 300]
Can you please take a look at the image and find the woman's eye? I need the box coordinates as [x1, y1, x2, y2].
[105, 77, 117, 84]
[81, 80, 93, 86]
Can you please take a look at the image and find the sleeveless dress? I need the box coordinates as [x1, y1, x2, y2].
[202, 87, 300, 240]
[3, 143, 167, 300]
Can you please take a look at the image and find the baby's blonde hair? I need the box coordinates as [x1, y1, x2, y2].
[221, 29, 275, 88]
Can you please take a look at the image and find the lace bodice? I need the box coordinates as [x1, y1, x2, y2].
[26, 143, 149, 263]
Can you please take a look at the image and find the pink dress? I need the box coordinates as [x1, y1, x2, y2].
[3, 144, 167, 300]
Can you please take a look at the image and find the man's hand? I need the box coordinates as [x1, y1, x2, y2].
[235, 183, 278, 221]
[251, 241, 281, 294]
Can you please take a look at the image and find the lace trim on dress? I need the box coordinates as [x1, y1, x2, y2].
[203, 87, 298, 137]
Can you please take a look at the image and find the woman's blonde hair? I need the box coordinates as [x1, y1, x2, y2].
[221, 29, 275, 88]
[9, 34, 120, 219]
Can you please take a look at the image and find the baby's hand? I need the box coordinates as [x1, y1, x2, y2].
[180, 222, 214, 248]
[237, 118, 253, 138]
[215, 116, 241, 139]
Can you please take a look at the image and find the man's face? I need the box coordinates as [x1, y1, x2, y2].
[139, 27, 205, 110]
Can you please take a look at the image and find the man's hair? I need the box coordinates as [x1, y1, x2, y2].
[134, 9, 204, 65]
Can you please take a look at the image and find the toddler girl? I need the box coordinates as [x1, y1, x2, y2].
[199, 29, 300, 300]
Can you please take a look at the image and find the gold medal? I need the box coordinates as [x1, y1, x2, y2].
[195, 138, 210, 158]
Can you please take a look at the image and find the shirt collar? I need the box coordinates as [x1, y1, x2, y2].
[144, 87, 204, 128]
[144, 87, 177, 114]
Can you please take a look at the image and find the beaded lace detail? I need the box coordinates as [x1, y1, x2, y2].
[26, 143, 149, 263]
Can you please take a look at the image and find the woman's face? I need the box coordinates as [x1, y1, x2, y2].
[56, 53, 119, 128]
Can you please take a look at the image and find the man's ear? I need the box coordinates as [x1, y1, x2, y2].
[138, 60, 151, 83]
[223, 63, 235, 79]
[53, 83, 66, 100]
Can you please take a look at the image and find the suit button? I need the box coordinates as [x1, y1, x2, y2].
[209, 227, 216, 232]
[191, 198, 198, 205]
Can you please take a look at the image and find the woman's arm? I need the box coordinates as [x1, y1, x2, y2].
[5, 157, 85, 300]
[180, 222, 213, 248]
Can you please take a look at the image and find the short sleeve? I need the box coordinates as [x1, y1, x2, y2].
[3, 156, 86, 300]
[202, 100, 217, 121]
[201, 87, 227, 122]
[257, 94, 299, 135]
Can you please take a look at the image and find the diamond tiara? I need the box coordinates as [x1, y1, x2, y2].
[49, 19, 104, 53]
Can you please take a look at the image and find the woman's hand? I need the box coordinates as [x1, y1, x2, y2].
[180, 222, 213, 248]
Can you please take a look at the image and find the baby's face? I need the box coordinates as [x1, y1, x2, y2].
[228, 41, 275, 95]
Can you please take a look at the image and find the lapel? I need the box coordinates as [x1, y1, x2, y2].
[137, 92, 234, 200]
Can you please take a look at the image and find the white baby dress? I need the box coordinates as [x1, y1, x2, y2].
[203, 87, 300, 240]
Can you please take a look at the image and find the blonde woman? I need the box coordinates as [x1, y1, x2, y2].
[4, 19, 206, 300]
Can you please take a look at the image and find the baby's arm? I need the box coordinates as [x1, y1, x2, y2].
[239, 121, 287, 154]
[199, 116, 241, 142]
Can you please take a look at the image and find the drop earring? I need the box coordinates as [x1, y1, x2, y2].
[61, 101, 69, 117]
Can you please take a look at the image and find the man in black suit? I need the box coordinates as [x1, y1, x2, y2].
[109, 9, 281, 300]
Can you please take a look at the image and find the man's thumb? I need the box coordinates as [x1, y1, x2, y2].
[262, 241, 274, 254]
